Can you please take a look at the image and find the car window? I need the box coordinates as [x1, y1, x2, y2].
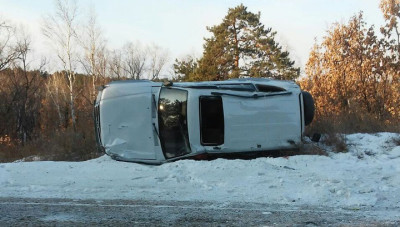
[217, 84, 255, 92]
[200, 96, 224, 146]
[256, 84, 286, 92]
[158, 88, 191, 159]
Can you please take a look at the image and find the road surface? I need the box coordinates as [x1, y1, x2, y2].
[0, 197, 399, 226]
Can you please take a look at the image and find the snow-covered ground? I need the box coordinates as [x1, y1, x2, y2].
[1, 133, 400, 212]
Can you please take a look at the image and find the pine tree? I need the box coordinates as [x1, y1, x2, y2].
[191, 4, 299, 81]
[173, 56, 197, 81]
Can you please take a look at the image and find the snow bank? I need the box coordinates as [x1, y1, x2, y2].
[1, 133, 400, 209]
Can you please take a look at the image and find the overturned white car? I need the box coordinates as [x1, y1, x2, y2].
[94, 78, 314, 164]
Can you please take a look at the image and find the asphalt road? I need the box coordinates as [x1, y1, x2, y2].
[0, 197, 399, 226]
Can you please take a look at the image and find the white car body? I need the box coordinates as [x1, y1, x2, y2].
[94, 78, 308, 164]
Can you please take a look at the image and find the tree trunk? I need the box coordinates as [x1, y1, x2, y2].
[68, 73, 76, 131]
[233, 18, 239, 71]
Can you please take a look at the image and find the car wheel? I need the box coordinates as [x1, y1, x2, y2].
[302, 91, 315, 126]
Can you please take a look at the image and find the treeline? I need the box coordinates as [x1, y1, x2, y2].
[0, 0, 170, 161]
[1, 1, 399, 162]
[0, 2, 302, 162]
[300, 0, 400, 133]
[0, 69, 109, 161]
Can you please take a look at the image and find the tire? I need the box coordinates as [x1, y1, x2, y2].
[302, 91, 315, 126]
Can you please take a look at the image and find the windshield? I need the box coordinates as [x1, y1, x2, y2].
[158, 88, 191, 159]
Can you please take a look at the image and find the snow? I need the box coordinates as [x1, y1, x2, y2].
[1, 133, 400, 212]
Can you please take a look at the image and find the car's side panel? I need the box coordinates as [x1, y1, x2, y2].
[223, 96, 269, 151]
[262, 92, 302, 148]
[206, 91, 302, 153]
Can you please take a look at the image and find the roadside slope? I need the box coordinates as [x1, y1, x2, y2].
[1, 133, 399, 216]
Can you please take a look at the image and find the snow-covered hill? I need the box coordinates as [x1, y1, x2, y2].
[1, 133, 400, 211]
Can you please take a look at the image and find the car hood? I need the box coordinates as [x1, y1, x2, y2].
[99, 83, 158, 160]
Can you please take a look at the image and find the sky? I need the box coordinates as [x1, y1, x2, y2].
[0, 0, 386, 75]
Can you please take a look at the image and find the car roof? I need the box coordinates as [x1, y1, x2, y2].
[173, 78, 299, 91]
[106, 78, 299, 92]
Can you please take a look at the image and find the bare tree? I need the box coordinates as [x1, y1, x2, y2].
[42, 0, 79, 130]
[19, 34, 44, 144]
[78, 5, 106, 101]
[108, 49, 123, 79]
[46, 72, 69, 128]
[1, 27, 45, 144]
[123, 41, 147, 79]
[96, 48, 108, 80]
[148, 44, 169, 80]
[0, 19, 19, 70]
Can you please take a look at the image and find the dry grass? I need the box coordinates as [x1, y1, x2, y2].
[299, 143, 329, 156]
[322, 133, 348, 153]
[0, 129, 101, 163]
[304, 111, 400, 154]
[306, 112, 400, 135]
